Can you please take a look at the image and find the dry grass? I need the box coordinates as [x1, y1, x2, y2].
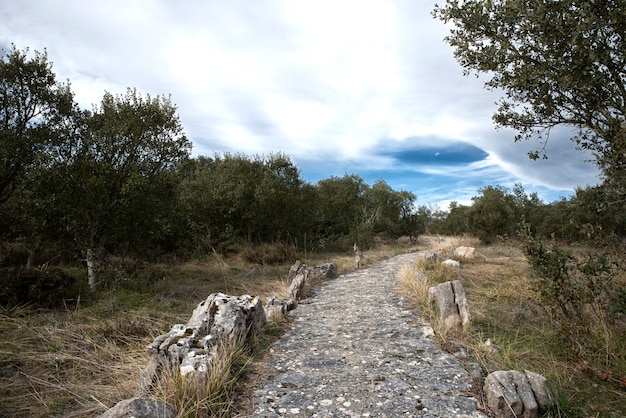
[0, 305, 156, 417]
[398, 236, 626, 417]
[151, 340, 250, 418]
[0, 240, 410, 417]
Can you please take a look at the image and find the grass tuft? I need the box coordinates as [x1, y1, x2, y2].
[151, 340, 250, 418]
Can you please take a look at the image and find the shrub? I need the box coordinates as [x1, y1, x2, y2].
[520, 226, 625, 381]
[0, 267, 77, 308]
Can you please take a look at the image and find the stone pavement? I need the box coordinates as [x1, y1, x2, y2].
[245, 252, 487, 417]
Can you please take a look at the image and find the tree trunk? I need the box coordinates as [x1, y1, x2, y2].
[87, 248, 97, 293]
[27, 241, 41, 269]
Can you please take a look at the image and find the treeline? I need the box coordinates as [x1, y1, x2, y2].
[0, 46, 422, 292]
[2, 45, 624, 294]
[428, 184, 626, 245]
[177, 155, 418, 252]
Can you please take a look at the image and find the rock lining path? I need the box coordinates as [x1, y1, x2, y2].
[246, 251, 487, 417]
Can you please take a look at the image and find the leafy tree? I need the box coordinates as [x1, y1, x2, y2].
[434, 1, 626, 198]
[433, 201, 470, 235]
[179, 153, 310, 251]
[364, 180, 416, 238]
[404, 204, 433, 242]
[468, 185, 516, 243]
[59, 89, 191, 291]
[0, 45, 74, 263]
[0, 45, 74, 204]
[315, 174, 368, 246]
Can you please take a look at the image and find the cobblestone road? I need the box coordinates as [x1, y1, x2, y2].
[245, 252, 487, 417]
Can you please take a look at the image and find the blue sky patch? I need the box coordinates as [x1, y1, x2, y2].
[381, 143, 489, 166]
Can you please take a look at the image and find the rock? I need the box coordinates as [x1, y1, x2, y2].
[139, 293, 265, 395]
[308, 262, 337, 279]
[96, 397, 176, 418]
[287, 273, 307, 300]
[286, 261, 337, 301]
[354, 243, 362, 269]
[454, 246, 475, 259]
[427, 280, 471, 332]
[264, 296, 295, 319]
[442, 259, 460, 268]
[287, 260, 303, 281]
[524, 370, 554, 410]
[484, 370, 555, 418]
[417, 250, 438, 263]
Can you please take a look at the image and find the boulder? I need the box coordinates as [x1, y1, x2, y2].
[139, 293, 265, 395]
[417, 250, 439, 264]
[97, 397, 176, 418]
[484, 370, 554, 418]
[454, 246, 475, 259]
[308, 262, 337, 279]
[287, 260, 304, 281]
[354, 243, 363, 269]
[442, 259, 461, 269]
[427, 280, 471, 332]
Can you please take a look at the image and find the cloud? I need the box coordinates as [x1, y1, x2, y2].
[0, 0, 601, 207]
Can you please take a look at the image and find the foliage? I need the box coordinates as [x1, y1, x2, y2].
[0, 45, 74, 207]
[0, 267, 77, 308]
[468, 185, 517, 243]
[520, 225, 626, 398]
[433, 1, 626, 200]
[179, 153, 308, 250]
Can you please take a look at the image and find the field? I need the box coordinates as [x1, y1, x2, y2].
[1, 236, 625, 417]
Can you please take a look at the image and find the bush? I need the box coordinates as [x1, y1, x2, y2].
[240, 243, 297, 265]
[0, 267, 77, 308]
[520, 226, 626, 383]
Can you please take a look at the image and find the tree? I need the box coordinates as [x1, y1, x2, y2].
[0, 45, 74, 204]
[434, 201, 470, 235]
[0, 45, 74, 263]
[60, 89, 191, 291]
[433, 1, 626, 195]
[315, 174, 368, 246]
[179, 153, 310, 250]
[364, 180, 416, 238]
[468, 185, 516, 243]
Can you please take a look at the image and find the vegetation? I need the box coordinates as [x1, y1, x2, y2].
[0, 243, 401, 417]
[398, 236, 626, 417]
[2, 27, 625, 416]
[0, 45, 422, 292]
[434, 0, 626, 203]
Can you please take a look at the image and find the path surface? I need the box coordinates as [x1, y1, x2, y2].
[246, 252, 487, 417]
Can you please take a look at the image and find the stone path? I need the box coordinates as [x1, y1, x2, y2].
[246, 252, 487, 417]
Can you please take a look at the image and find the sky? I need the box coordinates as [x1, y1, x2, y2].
[1, 0, 602, 209]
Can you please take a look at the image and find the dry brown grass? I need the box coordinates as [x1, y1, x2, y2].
[398, 236, 626, 417]
[0, 240, 412, 417]
[0, 305, 156, 417]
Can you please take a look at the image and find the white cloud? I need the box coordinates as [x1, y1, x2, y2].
[0, 0, 601, 205]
